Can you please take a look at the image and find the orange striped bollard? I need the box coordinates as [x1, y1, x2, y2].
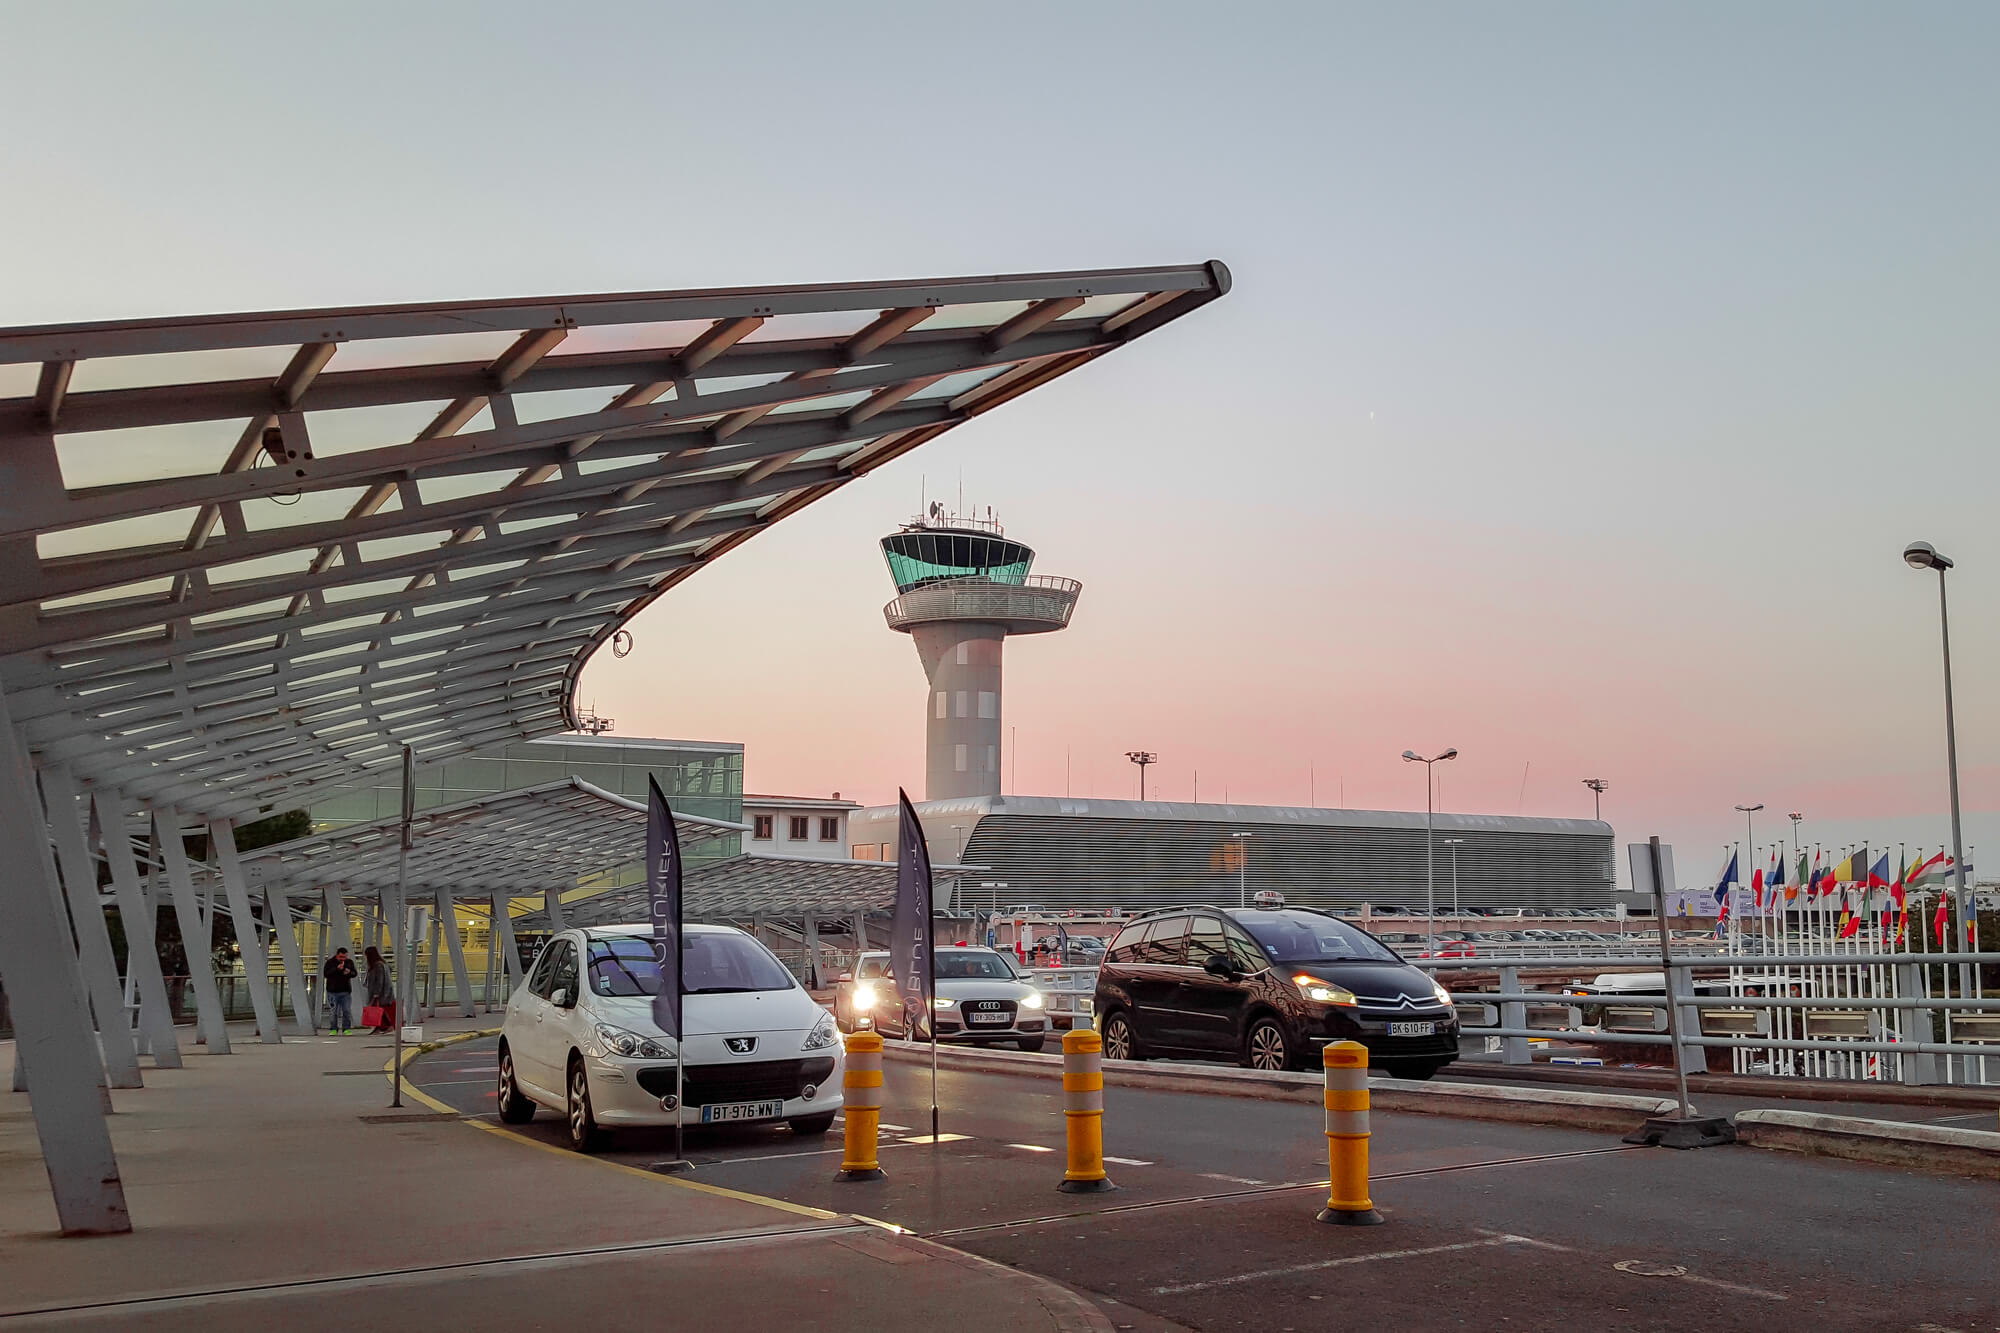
[836, 1029, 885, 1181]
[1317, 1040, 1383, 1225]
[1058, 1027, 1115, 1193]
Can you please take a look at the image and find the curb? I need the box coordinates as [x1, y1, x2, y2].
[1734, 1109, 2000, 1180]
[881, 1042, 1673, 1134]
[1443, 1059, 2000, 1111]
[880, 1231, 1116, 1333]
[381, 1026, 503, 1115]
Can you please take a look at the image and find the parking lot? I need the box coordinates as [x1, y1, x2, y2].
[412, 1037, 1999, 1332]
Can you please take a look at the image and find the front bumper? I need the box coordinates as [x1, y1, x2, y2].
[1305, 1008, 1461, 1063]
[584, 1049, 844, 1127]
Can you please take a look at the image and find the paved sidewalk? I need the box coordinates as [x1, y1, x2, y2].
[0, 1022, 1119, 1331]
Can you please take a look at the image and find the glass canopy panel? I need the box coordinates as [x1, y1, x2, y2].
[53, 420, 239, 491]
[305, 400, 457, 458]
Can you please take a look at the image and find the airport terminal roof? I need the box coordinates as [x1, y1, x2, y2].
[561, 852, 984, 926]
[237, 777, 745, 898]
[0, 263, 1229, 822]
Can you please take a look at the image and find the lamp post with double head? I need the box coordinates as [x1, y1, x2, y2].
[1904, 540, 1973, 957]
[1734, 803, 1763, 947]
[1402, 748, 1459, 955]
[1582, 778, 1608, 821]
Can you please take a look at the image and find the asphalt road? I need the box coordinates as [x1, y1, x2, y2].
[413, 1038, 1997, 1332]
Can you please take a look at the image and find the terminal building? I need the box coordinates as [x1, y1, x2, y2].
[848, 795, 1616, 914]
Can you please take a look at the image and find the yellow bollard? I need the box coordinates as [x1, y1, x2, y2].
[1317, 1040, 1384, 1225]
[836, 1029, 886, 1181]
[1058, 1027, 1115, 1193]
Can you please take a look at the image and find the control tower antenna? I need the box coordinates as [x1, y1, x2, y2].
[879, 507, 1081, 801]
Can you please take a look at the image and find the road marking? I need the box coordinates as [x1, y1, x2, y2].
[900, 1133, 972, 1144]
[1103, 1156, 1152, 1166]
[1152, 1233, 1566, 1296]
[1614, 1258, 1786, 1301]
[1008, 1143, 1056, 1153]
[1199, 1172, 1265, 1185]
[415, 1077, 492, 1087]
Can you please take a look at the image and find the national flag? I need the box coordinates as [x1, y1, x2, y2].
[1908, 851, 1951, 887]
[1807, 849, 1825, 898]
[1714, 850, 1738, 908]
[1751, 864, 1765, 911]
[1866, 854, 1891, 890]
[644, 776, 684, 1041]
[1837, 890, 1860, 939]
[1772, 852, 1792, 904]
[1829, 850, 1864, 885]
[890, 788, 937, 1039]
[1933, 894, 1951, 948]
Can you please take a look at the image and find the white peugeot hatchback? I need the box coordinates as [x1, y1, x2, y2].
[498, 923, 843, 1151]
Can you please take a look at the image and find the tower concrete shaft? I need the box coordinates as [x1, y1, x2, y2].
[912, 624, 1007, 801]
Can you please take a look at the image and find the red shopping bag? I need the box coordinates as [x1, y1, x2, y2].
[362, 1004, 393, 1029]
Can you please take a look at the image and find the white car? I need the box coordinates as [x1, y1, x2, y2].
[837, 946, 1049, 1052]
[498, 923, 844, 1151]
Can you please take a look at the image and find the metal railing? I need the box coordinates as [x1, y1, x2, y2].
[1431, 950, 2000, 1087]
[882, 576, 1081, 630]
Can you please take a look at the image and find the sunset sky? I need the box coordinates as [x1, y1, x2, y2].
[5, 4, 1996, 883]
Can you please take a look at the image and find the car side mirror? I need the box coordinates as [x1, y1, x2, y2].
[1202, 953, 1236, 979]
[836, 972, 852, 983]
[550, 987, 571, 1008]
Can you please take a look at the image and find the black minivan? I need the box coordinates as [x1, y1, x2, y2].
[1092, 907, 1460, 1078]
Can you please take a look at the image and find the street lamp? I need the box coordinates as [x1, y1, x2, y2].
[1904, 539, 1973, 952]
[1734, 803, 1762, 939]
[1125, 751, 1157, 801]
[1582, 778, 1608, 821]
[1402, 747, 1458, 954]
[1231, 830, 1254, 907]
[1441, 838, 1465, 918]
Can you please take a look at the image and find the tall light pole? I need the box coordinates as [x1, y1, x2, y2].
[1735, 803, 1762, 943]
[1231, 830, 1254, 907]
[1442, 837, 1465, 917]
[1787, 812, 1803, 861]
[1904, 540, 1973, 955]
[1125, 751, 1157, 801]
[1402, 747, 1459, 954]
[1582, 778, 1608, 821]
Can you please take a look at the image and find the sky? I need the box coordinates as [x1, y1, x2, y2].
[4, 4, 1997, 885]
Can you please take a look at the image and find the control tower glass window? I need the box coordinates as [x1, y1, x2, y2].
[882, 530, 1035, 591]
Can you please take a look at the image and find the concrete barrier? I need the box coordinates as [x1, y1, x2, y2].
[1735, 1109, 2000, 1180]
[881, 1042, 1675, 1133]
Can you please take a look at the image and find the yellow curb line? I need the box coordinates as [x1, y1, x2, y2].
[389, 1028, 839, 1223]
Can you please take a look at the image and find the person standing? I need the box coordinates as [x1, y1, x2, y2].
[321, 947, 358, 1033]
[363, 945, 395, 1034]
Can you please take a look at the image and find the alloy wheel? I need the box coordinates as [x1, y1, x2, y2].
[1248, 1022, 1288, 1071]
[1103, 1016, 1133, 1060]
[569, 1067, 589, 1142]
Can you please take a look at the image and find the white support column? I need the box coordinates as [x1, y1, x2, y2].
[437, 886, 476, 1018]
[424, 911, 443, 1019]
[155, 809, 230, 1055]
[262, 876, 315, 1036]
[803, 913, 822, 989]
[38, 768, 143, 1089]
[325, 884, 350, 955]
[209, 819, 281, 1045]
[0, 695, 131, 1235]
[97, 795, 181, 1069]
[492, 890, 523, 994]
[546, 886, 566, 931]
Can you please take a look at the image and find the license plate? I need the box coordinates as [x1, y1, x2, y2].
[1388, 1021, 1437, 1037]
[700, 1099, 785, 1124]
[966, 1010, 1012, 1025]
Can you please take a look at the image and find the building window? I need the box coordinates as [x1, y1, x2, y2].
[819, 816, 840, 842]
[752, 815, 773, 840]
[935, 691, 947, 720]
[955, 691, 968, 718]
[852, 843, 878, 861]
[977, 690, 997, 720]
[954, 744, 968, 772]
[788, 815, 809, 841]
[987, 745, 997, 773]
[880, 842, 892, 861]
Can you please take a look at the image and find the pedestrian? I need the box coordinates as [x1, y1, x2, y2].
[322, 947, 358, 1033]
[363, 945, 395, 1034]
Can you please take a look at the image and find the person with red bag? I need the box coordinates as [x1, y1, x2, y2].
[362, 945, 396, 1034]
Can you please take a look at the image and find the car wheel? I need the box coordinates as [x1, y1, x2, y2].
[566, 1057, 603, 1152]
[1100, 1010, 1142, 1061]
[788, 1112, 837, 1136]
[1016, 1036, 1047, 1053]
[496, 1042, 535, 1124]
[1242, 1016, 1292, 1072]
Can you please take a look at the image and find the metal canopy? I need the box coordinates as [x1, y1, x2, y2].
[236, 777, 744, 898]
[0, 263, 1230, 821]
[563, 853, 969, 926]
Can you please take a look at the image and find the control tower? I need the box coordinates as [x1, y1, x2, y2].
[881, 505, 1080, 800]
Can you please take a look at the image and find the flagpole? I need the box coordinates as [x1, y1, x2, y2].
[928, 865, 940, 1141]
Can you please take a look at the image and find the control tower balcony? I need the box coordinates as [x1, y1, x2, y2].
[883, 574, 1081, 634]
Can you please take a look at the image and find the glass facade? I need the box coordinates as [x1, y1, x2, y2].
[307, 735, 745, 869]
[882, 529, 1035, 592]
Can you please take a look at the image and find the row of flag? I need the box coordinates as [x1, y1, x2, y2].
[1710, 846, 1973, 947]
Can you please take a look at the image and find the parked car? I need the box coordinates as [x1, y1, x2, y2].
[1092, 907, 1459, 1079]
[838, 947, 1050, 1051]
[498, 923, 843, 1151]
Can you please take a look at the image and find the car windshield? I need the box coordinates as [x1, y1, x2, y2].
[1235, 911, 1402, 964]
[933, 951, 1016, 980]
[586, 934, 797, 996]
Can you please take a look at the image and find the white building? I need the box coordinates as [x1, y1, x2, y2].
[743, 793, 860, 861]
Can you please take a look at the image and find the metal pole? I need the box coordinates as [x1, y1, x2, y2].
[1425, 765, 1436, 956]
[1450, 842, 1461, 918]
[1937, 569, 1973, 982]
[391, 745, 413, 1109]
[1650, 837, 1693, 1120]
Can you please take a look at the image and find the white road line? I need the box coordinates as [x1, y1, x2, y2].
[1199, 1172, 1266, 1186]
[1103, 1156, 1153, 1166]
[1153, 1234, 1563, 1296]
[899, 1133, 972, 1144]
[1008, 1143, 1056, 1153]
[1675, 1272, 1788, 1301]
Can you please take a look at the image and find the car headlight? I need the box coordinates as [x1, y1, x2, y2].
[1291, 974, 1358, 1006]
[1021, 990, 1045, 1010]
[1431, 979, 1454, 1007]
[802, 1010, 839, 1051]
[851, 982, 879, 1011]
[933, 996, 955, 1010]
[593, 1021, 670, 1059]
